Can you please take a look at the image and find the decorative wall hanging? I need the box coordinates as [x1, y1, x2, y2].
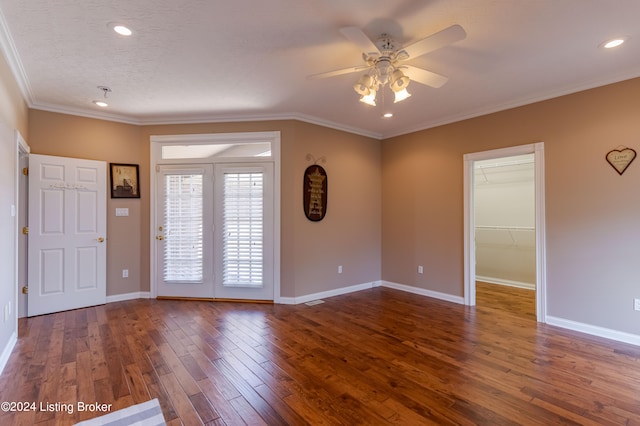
[606, 146, 636, 175]
[304, 154, 327, 221]
[110, 163, 140, 198]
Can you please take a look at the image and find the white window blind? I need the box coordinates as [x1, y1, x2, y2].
[223, 172, 264, 287]
[163, 173, 204, 282]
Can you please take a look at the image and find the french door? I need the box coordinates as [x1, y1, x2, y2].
[156, 163, 274, 300]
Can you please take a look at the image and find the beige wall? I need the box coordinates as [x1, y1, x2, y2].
[20, 73, 640, 338]
[28, 110, 143, 296]
[282, 122, 381, 297]
[0, 50, 28, 362]
[27, 115, 382, 299]
[382, 77, 640, 335]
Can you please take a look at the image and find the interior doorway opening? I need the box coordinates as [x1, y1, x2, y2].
[463, 143, 546, 322]
[474, 153, 536, 319]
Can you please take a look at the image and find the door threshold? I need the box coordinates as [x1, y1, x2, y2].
[156, 296, 273, 304]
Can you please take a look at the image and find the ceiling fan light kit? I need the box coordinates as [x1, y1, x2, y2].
[359, 89, 377, 106]
[312, 24, 466, 108]
[354, 74, 374, 95]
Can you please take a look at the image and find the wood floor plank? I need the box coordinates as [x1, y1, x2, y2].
[123, 363, 151, 404]
[158, 372, 205, 425]
[142, 370, 180, 423]
[197, 377, 247, 425]
[157, 342, 201, 396]
[75, 351, 96, 422]
[188, 392, 220, 424]
[2, 288, 640, 425]
[213, 357, 293, 425]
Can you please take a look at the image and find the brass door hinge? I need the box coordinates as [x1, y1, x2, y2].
[22, 286, 28, 294]
[22, 226, 29, 235]
[22, 167, 28, 176]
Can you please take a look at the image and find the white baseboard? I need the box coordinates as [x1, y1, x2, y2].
[106, 291, 151, 304]
[380, 281, 465, 305]
[546, 316, 640, 347]
[476, 276, 535, 290]
[277, 280, 464, 306]
[278, 281, 381, 305]
[0, 331, 17, 375]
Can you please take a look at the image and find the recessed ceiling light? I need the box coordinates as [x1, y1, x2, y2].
[93, 100, 108, 107]
[109, 23, 133, 36]
[382, 112, 393, 118]
[601, 37, 627, 49]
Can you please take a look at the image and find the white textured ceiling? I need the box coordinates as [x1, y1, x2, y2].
[1, 0, 640, 139]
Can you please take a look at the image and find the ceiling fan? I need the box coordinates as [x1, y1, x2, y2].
[310, 24, 466, 105]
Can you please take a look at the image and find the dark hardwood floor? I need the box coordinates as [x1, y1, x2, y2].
[2, 287, 640, 425]
[476, 281, 536, 320]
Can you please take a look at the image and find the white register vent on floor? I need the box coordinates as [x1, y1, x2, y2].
[305, 299, 325, 306]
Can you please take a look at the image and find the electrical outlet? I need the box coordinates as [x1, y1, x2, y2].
[634, 298, 640, 311]
[122, 269, 129, 278]
[338, 265, 343, 274]
[418, 265, 424, 274]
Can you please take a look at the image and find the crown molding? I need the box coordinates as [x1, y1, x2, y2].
[382, 71, 640, 139]
[1, 15, 382, 140]
[0, 9, 33, 104]
[30, 103, 384, 140]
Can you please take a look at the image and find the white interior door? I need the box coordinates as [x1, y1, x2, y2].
[214, 163, 274, 300]
[28, 154, 106, 316]
[156, 165, 214, 298]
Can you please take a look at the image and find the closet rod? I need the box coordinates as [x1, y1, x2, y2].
[475, 225, 534, 231]
[475, 159, 534, 169]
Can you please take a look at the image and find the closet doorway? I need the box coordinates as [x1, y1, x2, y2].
[474, 153, 535, 319]
[463, 143, 547, 322]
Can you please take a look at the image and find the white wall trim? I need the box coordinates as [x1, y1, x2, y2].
[106, 292, 151, 304]
[546, 316, 640, 347]
[279, 280, 465, 306]
[278, 281, 380, 305]
[475, 276, 535, 290]
[381, 281, 465, 305]
[0, 331, 17, 375]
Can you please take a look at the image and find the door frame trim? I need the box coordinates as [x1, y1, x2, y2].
[463, 142, 547, 322]
[149, 131, 281, 302]
[15, 131, 29, 320]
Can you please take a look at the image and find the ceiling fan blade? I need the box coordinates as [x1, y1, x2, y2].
[339, 26, 381, 57]
[404, 65, 449, 88]
[308, 65, 369, 80]
[402, 24, 466, 59]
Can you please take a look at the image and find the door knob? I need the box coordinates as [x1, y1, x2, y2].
[97, 237, 105, 243]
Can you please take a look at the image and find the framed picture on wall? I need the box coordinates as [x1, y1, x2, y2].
[110, 163, 140, 198]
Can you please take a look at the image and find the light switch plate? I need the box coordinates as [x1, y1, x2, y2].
[115, 208, 129, 217]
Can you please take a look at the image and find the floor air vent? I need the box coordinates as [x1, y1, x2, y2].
[305, 300, 325, 306]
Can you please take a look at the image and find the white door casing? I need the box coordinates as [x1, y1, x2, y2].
[28, 154, 107, 316]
